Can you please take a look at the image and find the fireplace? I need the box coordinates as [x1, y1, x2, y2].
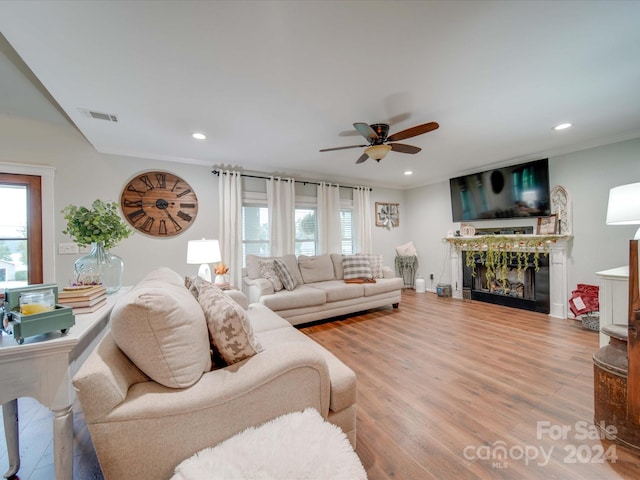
[462, 252, 550, 313]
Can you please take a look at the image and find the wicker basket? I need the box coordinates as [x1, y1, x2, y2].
[581, 312, 600, 331]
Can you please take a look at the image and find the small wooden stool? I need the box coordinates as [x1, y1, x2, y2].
[593, 324, 640, 449]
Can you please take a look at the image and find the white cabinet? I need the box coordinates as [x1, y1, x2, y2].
[596, 266, 629, 347]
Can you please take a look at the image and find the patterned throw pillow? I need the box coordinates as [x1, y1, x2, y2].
[273, 258, 296, 291]
[193, 278, 263, 365]
[342, 255, 373, 280]
[363, 254, 384, 278]
[258, 259, 284, 292]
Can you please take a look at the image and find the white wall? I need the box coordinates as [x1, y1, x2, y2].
[406, 137, 640, 298]
[0, 113, 220, 286]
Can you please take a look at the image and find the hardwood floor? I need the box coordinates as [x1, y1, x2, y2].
[2, 290, 639, 479]
[304, 290, 640, 479]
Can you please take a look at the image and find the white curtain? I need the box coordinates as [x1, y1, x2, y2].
[317, 182, 342, 254]
[353, 186, 372, 253]
[267, 176, 295, 256]
[218, 170, 243, 287]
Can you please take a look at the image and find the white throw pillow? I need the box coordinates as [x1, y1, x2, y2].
[111, 267, 212, 389]
[395, 241, 417, 256]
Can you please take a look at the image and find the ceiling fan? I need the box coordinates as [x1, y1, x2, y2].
[320, 121, 439, 164]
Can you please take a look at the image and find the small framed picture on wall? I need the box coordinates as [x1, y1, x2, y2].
[537, 214, 558, 235]
[375, 202, 400, 228]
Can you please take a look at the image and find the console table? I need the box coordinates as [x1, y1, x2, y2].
[0, 289, 126, 479]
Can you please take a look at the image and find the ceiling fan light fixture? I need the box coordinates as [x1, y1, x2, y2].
[365, 144, 392, 161]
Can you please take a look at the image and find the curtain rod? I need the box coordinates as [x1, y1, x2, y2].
[211, 170, 372, 191]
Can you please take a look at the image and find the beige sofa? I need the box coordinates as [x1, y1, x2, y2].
[72, 268, 357, 480]
[243, 253, 404, 326]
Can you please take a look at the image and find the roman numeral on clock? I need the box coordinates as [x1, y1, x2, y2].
[177, 211, 192, 222]
[123, 198, 142, 207]
[127, 209, 146, 223]
[180, 203, 195, 208]
[139, 175, 154, 190]
[140, 216, 155, 233]
[176, 189, 192, 198]
[158, 220, 167, 235]
[155, 173, 166, 189]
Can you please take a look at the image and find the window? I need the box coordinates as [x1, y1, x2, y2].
[241, 201, 355, 264]
[295, 208, 316, 256]
[0, 173, 43, 292]
[242, 205, 269, 265]
[340, 209, 353, 255]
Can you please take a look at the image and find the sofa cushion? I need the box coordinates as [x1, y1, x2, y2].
[273, 258, 297, 291]
[111, 267, 211, 389]
[362, 277, 405, 296]
[247, 254, 303, 285]
[307, 280, 364, 302]
[342, 255, 373, 280]
[298, 254, 335, 283]
[260, 285, 326, 311]
[258, 259, 284, 292]
[247, 303, 293, 333]
[193, 278, 263, 365]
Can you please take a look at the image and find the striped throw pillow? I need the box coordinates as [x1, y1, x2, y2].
[274, 258, 296, 291]
[342, 255, 373, 280]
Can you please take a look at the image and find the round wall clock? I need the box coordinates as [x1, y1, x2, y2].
[120, 171, 198, 237]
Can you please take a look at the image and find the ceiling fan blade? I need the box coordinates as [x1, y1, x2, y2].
[389, 143, 422, 154]
[353, 122, 379, 142]
[319, 144, 368, 152]
[387, 121, 439, 142]
[355, 153, 369, 164]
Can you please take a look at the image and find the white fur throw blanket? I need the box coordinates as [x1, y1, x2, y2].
[171, 408, 367, 480]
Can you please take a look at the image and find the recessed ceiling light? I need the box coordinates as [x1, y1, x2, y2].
[553, 123, 572, 131]
[404, 170, 413, 175]
[192, 132, 206, 140]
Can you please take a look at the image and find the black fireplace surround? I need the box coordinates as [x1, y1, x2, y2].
[462, 251, 550, 314]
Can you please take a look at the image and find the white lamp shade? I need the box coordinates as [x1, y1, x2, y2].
[606, 182, 640, 225]
[187, 239, 221, 264]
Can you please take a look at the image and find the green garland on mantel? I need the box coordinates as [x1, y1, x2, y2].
[444, 235, 569, 288]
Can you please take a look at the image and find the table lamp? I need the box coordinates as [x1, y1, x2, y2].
[606, 182, 640, 239]
[186, 239, 221, 282]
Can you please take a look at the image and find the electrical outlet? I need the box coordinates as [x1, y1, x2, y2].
[58, 243, 79, 255]
[429, 273, 434, 280]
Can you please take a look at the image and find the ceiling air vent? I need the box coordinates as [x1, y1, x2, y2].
[79, 108, 119, 123]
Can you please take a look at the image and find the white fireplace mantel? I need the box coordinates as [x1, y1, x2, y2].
[447, 235, 572, 319]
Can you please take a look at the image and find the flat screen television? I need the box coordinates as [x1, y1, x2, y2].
[449, 158, 551, 222]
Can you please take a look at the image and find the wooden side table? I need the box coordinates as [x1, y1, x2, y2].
[1, 288, 127, 479]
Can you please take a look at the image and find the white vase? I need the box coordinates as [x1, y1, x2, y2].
[214, 274, 227, 285]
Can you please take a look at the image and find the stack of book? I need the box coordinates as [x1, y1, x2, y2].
[57, 285, 107, 314]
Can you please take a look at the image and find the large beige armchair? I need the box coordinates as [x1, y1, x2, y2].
[72, 268, 357, 480]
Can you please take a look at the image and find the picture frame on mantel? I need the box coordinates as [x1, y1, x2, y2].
[537, 214, 558, 235]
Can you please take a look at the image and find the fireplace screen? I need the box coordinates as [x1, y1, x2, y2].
[473, 264, 535, 300]
[462, 251, 550, 313]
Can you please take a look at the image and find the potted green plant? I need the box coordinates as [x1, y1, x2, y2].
[62, 199, 132, 293]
